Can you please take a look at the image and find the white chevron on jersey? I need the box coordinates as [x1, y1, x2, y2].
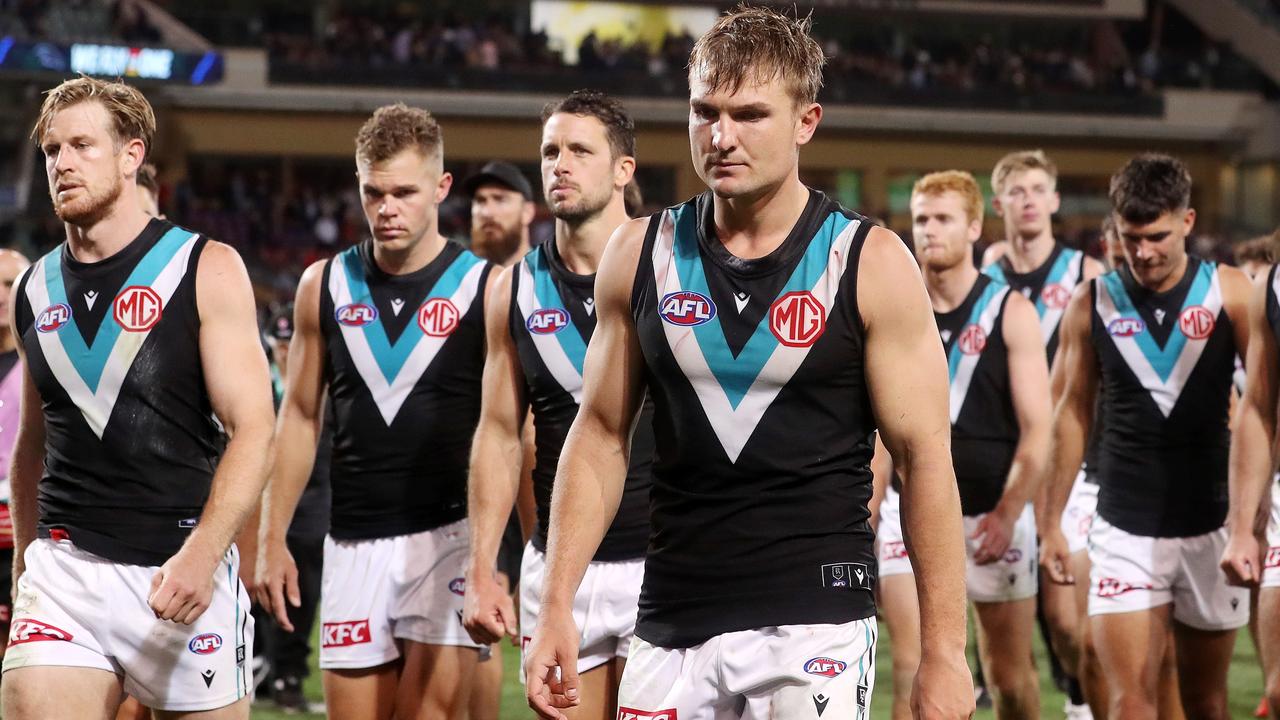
[516, 259, 583, 404]
[948, 283, 1011, 424]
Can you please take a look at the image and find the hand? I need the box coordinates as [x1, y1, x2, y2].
[970, 505, 1017, 565]
[525, 606, 582, 720]
[463, 566, 517, 645]
[1038, 526, 1074, 585]
[912, 649, 976, 719]
[254, 537, 300, 631]
[149, 548, 219, 625]
[1219, 531, 1262, 587]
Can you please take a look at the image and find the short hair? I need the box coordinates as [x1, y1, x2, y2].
[541, 90, 636, 160]
[687, 4, 826, 106]
[992, 150, 1058, 195]
[136, 163, 159, 195]
[1234, 234, 1277, 266]
[911, 170, 984, 225]
[1100, 213, 1118, 242]
[355, 103, 443, 165]
[1109, 153, 1192, 225]
[32, 76, 156, 160]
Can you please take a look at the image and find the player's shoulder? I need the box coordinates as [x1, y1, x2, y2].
[981, 240, 1010, 268]
[194, 238, 250, 281]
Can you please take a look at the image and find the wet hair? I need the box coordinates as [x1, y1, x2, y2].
[687, 4, 826, 106]
[355, 103, 443, 165]
[541, 90, 636, 160]
[1109, 153, 1192, 225]
[33, 76, 156, 160]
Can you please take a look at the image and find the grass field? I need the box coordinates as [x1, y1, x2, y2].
[247, 618, 1268, 719]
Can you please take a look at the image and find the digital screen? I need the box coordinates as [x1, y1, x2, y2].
[0, 37, 223, 85]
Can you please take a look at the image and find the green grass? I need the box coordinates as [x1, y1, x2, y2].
[247, 617, 1268, 719]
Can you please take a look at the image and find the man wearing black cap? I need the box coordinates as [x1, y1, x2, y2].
[465, 161, 536, 267]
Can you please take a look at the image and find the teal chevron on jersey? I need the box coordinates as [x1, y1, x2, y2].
[1099, 262, 1211, 382]
[947, 280, 1009, 381]
[668, 202, 853, 409]
[981, 262, 1007, 285]
[528, 246, 587, 375]
[1036, 248, 1081, 318]
[338, 245, 483, 383]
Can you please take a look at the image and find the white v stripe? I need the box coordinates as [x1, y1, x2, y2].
[1095, 272, 1222, 418]
[949, 285, 1010, 424]
[329, 254, 486, 425]
[516, 261, 583, 403]
[654, 211, 861, 463]
[27, 236, 199, 438]
[1039, 252, 1082, 343]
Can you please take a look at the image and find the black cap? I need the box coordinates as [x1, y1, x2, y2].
[267, 308, 294, 341]
[462, 161, 533, 201]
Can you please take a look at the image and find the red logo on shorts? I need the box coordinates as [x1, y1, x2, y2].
[1265, 546, 1280, 569]
[9, 619, 73, 645]
[322, 620, 371, 647]
[1178, 306, 1215, 340]
[618, 709, 677, 720]
[1040, 284, 1071, 310]
[1096, 577, 1154, 598]
[113, 286, 163, 332]
[769, 292, 826, 348]
[957, 324, 987, 355]
[881, 541, 908, 561]
[418, 298, 459, 337]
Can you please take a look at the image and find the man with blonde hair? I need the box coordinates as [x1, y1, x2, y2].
[875, 170, 1050, 720]
[256, 103, 494, 719]
[3, 77, 274, 719]
[523, 7, 974, 720]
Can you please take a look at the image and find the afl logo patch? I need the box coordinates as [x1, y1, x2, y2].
[113, 286, 162, 332]
[188, 633, 222, 655]
[527, 307, 568, 335]
[659, 291, 715, 327]
[1178, 305, 1215, 340]
[1040, 284, 1071, 309]
[335, 303, 378, 327]
[957, 324, 987, 355]
[769, 291, 825, 348]
[418, 297, 459, 337]
[1107, 317, 1145, 337]
[803, 657, 847, 678]
[36, 303, 72, 333]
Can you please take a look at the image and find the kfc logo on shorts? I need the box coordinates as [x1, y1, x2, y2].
[335, 303, 378, 327]
[1265, 546, 1280, 569]
[1107, 318, 1145, 337]
[1040, 284, 1071, 310]
[659, 291, 715, 327]
[1097, 577, 1153, 598]
[804, 657, 847, 678]
[769, 291, 826, 348]
[418, 297, 459, 337]
[881, 541, 908, 561]
[957, 324, 987, 355]
[9, 619, 73, 646]
[449, 577, 466, 596]
[188, 633, 222, 655]
[113, 286, 163, 332]
[1178, 305, 1215, 340]
[527, 308, 569, 335]
[36, 303, 72, 333]
[617, 708, 677, 720]
[322, 620, 371, 647]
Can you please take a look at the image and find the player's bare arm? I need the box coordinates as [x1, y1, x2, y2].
[255, 259, 327, 630]
[464, 266, 527, 644]
[149, 241, 275, 625]
[5, 276, 44, 590]
[859, 226, 974, 720]
[981, 241, 1009, 268]
[1039, 283, 1097, 584]
[1222, 268, 1269, 586]
[868, 432, 892, 531]
[525, 217, 648, 720]
[973, 292, 1051, 565]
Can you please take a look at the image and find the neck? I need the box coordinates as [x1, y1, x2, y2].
[924, 260, 979, 313]
[0, 328, 14, 354]
[712, 174, 809, 259]
[372, 230, 446, 275]
[555, 197, 628, 275]
[64, 194, 152, 263]
[1144, 254, 1190, 293]
[1003, 229, 1056, 273]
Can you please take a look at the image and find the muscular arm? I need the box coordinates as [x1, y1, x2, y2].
[7, 277, 44, 585]
[859, 227, 968, 660]
[150, 242, 276, 623]
[997, 293, 1052, 512]
[465, 267, 527, 642]
[1222, 268, 1269, 584]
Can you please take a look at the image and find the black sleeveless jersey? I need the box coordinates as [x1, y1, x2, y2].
[319, 240, 490, 540]
[632, 190, 878, 649]
[936, 274, 1016, 516]
[510, 241, 653, 561]
[14, 219, 224, 565]
[1090, 258, 1234, 537]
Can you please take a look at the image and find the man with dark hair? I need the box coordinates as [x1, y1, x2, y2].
[256, 103, 495, 719]
[464, 89, 651, 719]
[1042, 153, 1252, 719]
[465, 161, 536, 266]
[523, 8, 973, 720]
[5, 76, 273, 719]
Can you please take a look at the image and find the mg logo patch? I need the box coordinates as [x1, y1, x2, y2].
[769, 291, 825, 348]
[957, 323, 987, 355]
[1178, 305, 1215, 340]
[113, 286, 162, 332]
[418, 297, 459, 337]
[1040, 284, 1071, 309]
